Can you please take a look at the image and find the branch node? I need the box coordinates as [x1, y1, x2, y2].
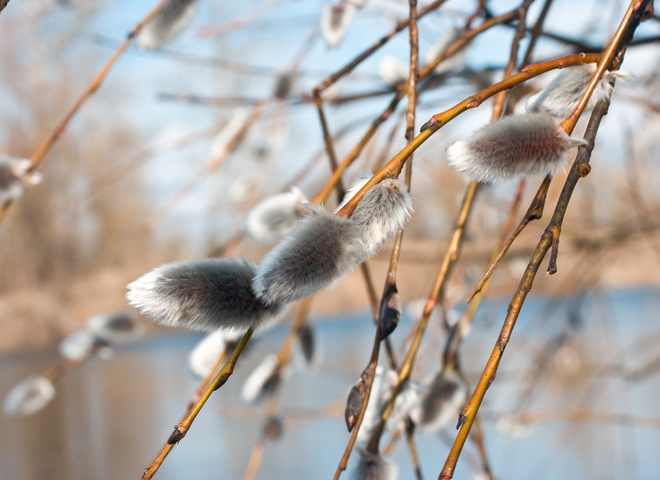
[466, 98, 481, 109]
[456, 412, 468, 429]
[167, 424, 187, 445]
[212, 373, 230, 391]
[547, 229, 560, 275]
[420, 116, 440, 132]
[578, 163, 592, 177]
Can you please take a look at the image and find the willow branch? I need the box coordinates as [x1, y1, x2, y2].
[438, 5, 650, 478]
[312, 7, 522, 206]
[466, 176, 551, 302]
[314, 0, 447, 93]
[334, 52, 600, 218]
[365, 180, 480, 454]
[28, 1, 166, 173]
[141, 328, 254, 480]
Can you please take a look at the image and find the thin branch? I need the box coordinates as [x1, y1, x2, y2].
[365, 180, 480, 455]
[335, 52, 600, 219]
[467, 176, 551, 303]
[315, 0, 448, 93]
[141, 328, 254, 480]
[314, 7, 527, 207]
[438, 4, 650, 478]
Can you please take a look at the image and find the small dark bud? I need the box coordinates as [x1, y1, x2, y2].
[379, 288, 401, 340]
[212, 373, 230, 391]
[420, 117, 438, 132]
[345, 380, 366, 432]
[345, 370, 371, 432]
[263, 416, 283, 440]
[297, 322, 316, 366]
[273, 73, 293, 100]
[457, 412, 467, 429]
[167, 425, 186, 445]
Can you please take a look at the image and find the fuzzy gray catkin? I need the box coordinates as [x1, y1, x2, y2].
[0, 155, 41, 206]
[244, 187, 308, 244]
[126, 258, 283, 333]
[526, 63, 622, 120]
[446, 111, 587, 183]
[4, 375, 56, 417]
[409, 369, 467, 433]
[254, 180, 413, 306]
[320, 3, 356, 49]
[352, 450, 399, 480]
[252, 205, 363, 306]
[136, 0, 197, 50]
[350, 178, 414, 259]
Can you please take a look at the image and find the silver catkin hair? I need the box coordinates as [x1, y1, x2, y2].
[526, 63, 616, 120]
[126, 258, 282, 333]
[446, 111, 587, 183]
[136, 0, 197, 50]
[252, 205, 363, 306]
[350, 178, 413, 259]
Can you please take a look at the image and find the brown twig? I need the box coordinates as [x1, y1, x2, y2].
[365, 180, 480, 456]
[141, 328, 254, 480]
[438, 5, 650, 478]
[466, 176, 551, 303]
[314, 7, 525, 207]
[332, 290, 383, 479]
[549, 1, 646, 274]
[495, 409, 660, 430]
[28, 1, 166, 173]
[197, 0, 288, 38]
[185, 347, 229, 412]
[243, 300, 311, 480]
[314, 0, 448, 94]
[335, 52, 600, 219]
[0, 1, 168, 225]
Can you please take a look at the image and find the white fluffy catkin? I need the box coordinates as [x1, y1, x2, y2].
[244, 187, 308, 244]
[4, 375, 56, 417]
[526, 63, 626, 120]
[86, 312, 143, 343]
[188, 330, 226, 379]
[446, 111, 587, 183]
[352, 450, 399, 480]
[59, 330, 107, 361]
[137, 0, 197, 50]
[254, 179, 413, 306]
[126, 258, 283, 333]
[409, 369, 467, 433]
[378, 56, 408, 86]
[356, 367, 425, 444]
[252, 205, 363, 306]
[335, 172, 372, 212]
[350, 178, 414, 259]
[241, 354, 281, 403]
[320, 3, 356, 49]
[0, 155, 41, 206]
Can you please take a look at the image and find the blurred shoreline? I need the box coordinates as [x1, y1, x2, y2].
[2, 231, 659, 355]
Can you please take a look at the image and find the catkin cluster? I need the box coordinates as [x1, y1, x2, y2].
[446, 63, 625, 182]
[126, 176, 413, 334]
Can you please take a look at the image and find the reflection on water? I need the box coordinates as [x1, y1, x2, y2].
[2, 288, 660, 480]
